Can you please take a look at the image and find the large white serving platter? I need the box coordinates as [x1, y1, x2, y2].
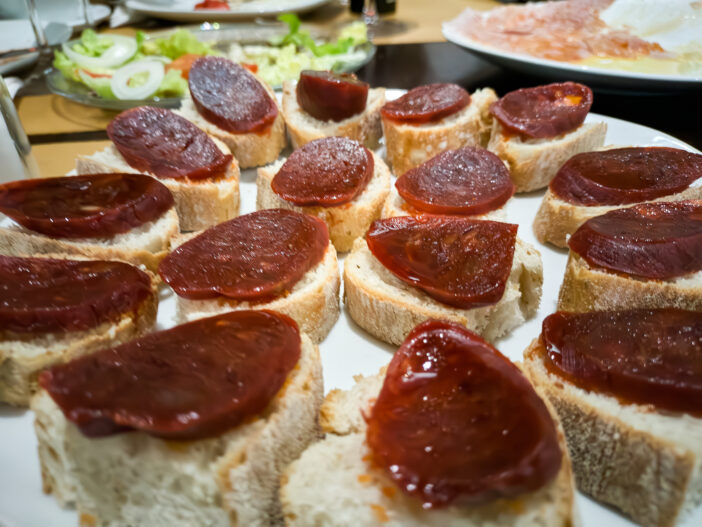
[1, 93, 700, 525]
[125, 0, 332, 22]
[442, 23, 702, 93]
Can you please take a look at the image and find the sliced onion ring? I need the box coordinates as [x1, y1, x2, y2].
[111, 60, 165, 101]
[62, 35, 138, 69]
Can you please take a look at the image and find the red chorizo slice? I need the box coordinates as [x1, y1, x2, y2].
[296, 70, 369, 122]
[271, 137, 374, 207]
[380, 83, 471, 124]
[490, 82, 593, 139]
[0, 255, 151, 334]
[568, 201, 702, 280]
[366, 216, 517, 308]
[107, 106, 233, 181]
[395, 147, 514, 215]
[159, 209, 329, 301]
[189, 56, 278, 134]
[0, 173, 174, 239]
[366, 319, 562, 507]
[39, 310, 300, 440]
[550, 147, 702, 206]
[542, 309, 702, 416]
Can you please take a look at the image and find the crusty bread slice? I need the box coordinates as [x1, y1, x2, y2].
[343, 237, 542, 346]
[533, 183, 702, 248]
[382, 88, 497, 177]
[0, 272, 158, 406]
[487, 120, 607, 193]
[75, 137, 240, 232]
[557, 252, 702, 313]
[281, 368, 577, 527]
[0, 208, 179, 273]
[381, 184, 508, 221]
[256, 152, 391, 252]
[282, 81, 386, 150]
[177, 97, 286, 170]
[175, 244, 340, 343]
[523, 338, 702, 527]
[32, 332, 323, 526]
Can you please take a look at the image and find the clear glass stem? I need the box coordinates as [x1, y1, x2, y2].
[363, 0, 378, 25]
[81, 0, 93, 28]
[24, 0, 48, 49]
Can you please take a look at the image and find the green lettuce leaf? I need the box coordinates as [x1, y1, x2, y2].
[154, 69, 189, 97]
[142, 29, 219, 60]
[53, 51, 80, 82]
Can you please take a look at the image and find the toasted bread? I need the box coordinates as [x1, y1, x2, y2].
[524, 338, 702, 527]
[256, 152, 391, 252]
[76, 137, 240, 232]
[343, 237, 542, 346]
[382, 88, 497, 176]
[32, 332, 323, 526]
[282, 81, 386, 150]
[281, 367, 577, 527]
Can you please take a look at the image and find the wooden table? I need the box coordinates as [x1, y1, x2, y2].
[15, 0, 702, 177]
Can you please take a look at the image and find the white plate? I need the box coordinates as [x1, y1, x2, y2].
[442, 24, 702, 93]
[125, 0, 331, 22]
[0, 93, 700, 526]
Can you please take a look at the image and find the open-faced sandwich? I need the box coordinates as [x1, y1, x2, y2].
[256, 136, 391, 252]
[76, 106, 240, 232]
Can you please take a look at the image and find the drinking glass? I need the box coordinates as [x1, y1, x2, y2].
[0, 75, 39, 181]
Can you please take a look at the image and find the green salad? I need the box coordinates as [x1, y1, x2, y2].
[53, 15, 369, 101]
[53, 29, 219, 100]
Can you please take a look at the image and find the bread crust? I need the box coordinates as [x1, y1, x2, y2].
[282, 366, 578, 527]
[76, 140, 240, 232]
[256, 152, 391, 252]
[343, 237, 543, 346]
[533, 185, 702, 248]
[282, 82, 386, 150]
[557, 252, 702, 313]
[175, 244, 341, 343]
[382, 88, 497, 176]
[523, 339, 702, 527]
[0, 273, 158, 406]
[0, 208, 179, 273]
[32, 333, 323, 527]
[487, 121, 607, 193]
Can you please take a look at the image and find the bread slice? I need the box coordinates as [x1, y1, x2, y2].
[256, 152, 391, 252]
[175, 244, 340, 343]
[282, 81, 386, 150]
[0, 208, 179, 273]
[0, 271, 158, 407]
[381, 184, 508, 221]
[534, 183, 702, 248]
[76, 137, 240, 232]
[382, 88, 497, 176]
[523, 338, 702, 527]
[557, 252, 702, 313]
[487, 120, 607, 193]
[177, 97, 286, 170]
[343, 237, 542, 346]
[281, 368, 577, 527]
[32, 332, 323, 526]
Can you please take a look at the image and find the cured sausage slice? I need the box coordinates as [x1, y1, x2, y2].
[568, 201, 702, 280]
[107, 106, 233, 181]
[0, 173, 174, 239]
[0, 255, 151, 334]
[490, 82, 593, 139]
[395, 147, 514, 215]
[542, 309, 702, 416]
[380, 83, 471, 125]
[366, 216, 517, 308]
[550, 147, 702, 206]
[159, 209, 328, 301]
[271, 137, 374, 207]
[366, 320, 562, 508]
[296, 70, 369, 122]
[189, 56, 278, 134]
[39, 310, 300, 439]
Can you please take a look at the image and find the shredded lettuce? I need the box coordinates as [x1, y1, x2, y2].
[140, 29, 219, 60]
[70, 29, 114, 57]
[154, 69, 189, 97]
[53, 51, 80, 82]
[78, 73, 114, 99]
[274, 14, 368, 57]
